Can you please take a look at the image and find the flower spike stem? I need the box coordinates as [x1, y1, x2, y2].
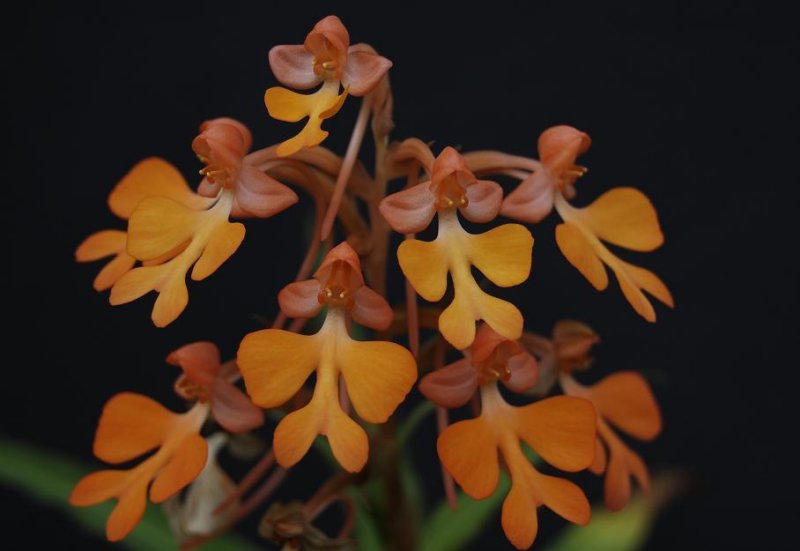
[214, 448, 277, 515]
[320, 98, 372, 240]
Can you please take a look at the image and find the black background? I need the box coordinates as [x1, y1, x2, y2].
[4, 1, 798, 549]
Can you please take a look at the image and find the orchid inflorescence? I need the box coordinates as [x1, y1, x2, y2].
[71, 15, 672, 550]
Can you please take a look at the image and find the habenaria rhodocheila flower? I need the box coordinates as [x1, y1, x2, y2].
[542, 320, 663, 511]
[266, 15, 392, 156]
[380, 146, 534, 350]
[237, 242, 417, 473]
[419, 324, 540, 408]
[109, 118, 297, 327]
[422, 324, 596, 550]
[75, 158, 212, 291]
[69, 393, 209, 541]
[168, 341, 264, 434]
[501, 126, 673, 322]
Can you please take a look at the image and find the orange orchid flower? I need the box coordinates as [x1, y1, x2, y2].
[380, 146, 534, 349]
[419, 323, 540, 408]
[109, 118, 298, 327]
[75, 158, 212, 291]
[428, 331, 596, 550]
[237, 242, 416, 473]
[168, 341, 264, 434]
[501, 125, 674, 322]
[69, 393, 209, 541]
[265, 15, 392, 156]
[539, 320, 662, 511]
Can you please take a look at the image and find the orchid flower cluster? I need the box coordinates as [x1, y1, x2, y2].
[71, 15, 671, 550]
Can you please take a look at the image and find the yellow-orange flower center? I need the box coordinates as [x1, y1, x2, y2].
[475, 341, 517, 385]
[433, 177, 469, 211]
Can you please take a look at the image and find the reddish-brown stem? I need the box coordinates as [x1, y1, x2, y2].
[237, 466, 290, 521]
[461, 150, 541, 175]
[320, 98, 372, 240]
[214, 448, 276, 515]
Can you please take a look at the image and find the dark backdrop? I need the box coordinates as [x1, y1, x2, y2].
[4, 1, 798, 549]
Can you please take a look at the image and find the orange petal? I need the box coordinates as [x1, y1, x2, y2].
[612, 258, 674, 322]
[275, 120, 329, 157]
[532, 469, 591, 525]
[439, 288, 476, 350]
[501, 478, 539, 550]
[604, 438, 632, 511]
[93, 393, 173, 464]
[126, 197, 200, 262]
[273, 403, 319, 468]
[555, 222, 608, 290]
[590, 438, 607, 474]
[468, 224, 533, 287]
[151, 269, 190, 328]
[440, 284, 524, 350]
[149, 433, 207, 503]
[94, 252, 137, 292]
[76, 230, 127, 262]
[397, 238, 448, 302]
[579, 188, 663, 251]
[69, 470, 128, 506]
[265, 86, 319, 123]
[339, 339, 417, 423]
[477, 291, 525, 345]
[616, 258, 674, 309]
[326, 406, 369, 472]
[108, 157, 211, 219]
[437, 417, 499, 499]
[590, 372, 662, 441]
[514, 396, 596, 472]
[237, 329, 320, 408]
[105, 480, 149, 542]
[191, 221, 245, 281]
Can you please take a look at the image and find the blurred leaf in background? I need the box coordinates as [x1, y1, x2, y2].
[0, 436, 260, 551]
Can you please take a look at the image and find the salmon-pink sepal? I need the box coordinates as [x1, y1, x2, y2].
[343, 46, 393, 96]
[378, 182, 436, 234]
[351, 286, 393, 331]
[461, 179, 503, 223]
[500, 169, 556, 223]
[419, 359, 479, 409]
[278, 279, 324, 319]
[226, 165, 298, 219]
[269, 45, 318, 89]
[538, 125, 592, 175]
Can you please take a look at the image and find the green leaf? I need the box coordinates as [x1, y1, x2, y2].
[0, 436, 262, 551]
[347, 486, 385, 551]
[543, 472, 686, 551]
[419, 471, 511, 551]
